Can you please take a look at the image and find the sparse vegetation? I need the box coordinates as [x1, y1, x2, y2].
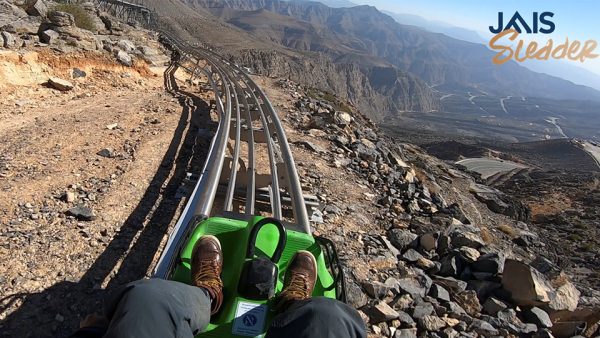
[567, 233, 583, 242]
[480, 227, 493, 244]
[51, 4, 96, 31]
[498, 224, 520, 238]
[307, 89, 352, 114]
[582, 242, 598, 252]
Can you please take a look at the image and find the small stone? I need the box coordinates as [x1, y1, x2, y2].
[419, 315, 446, 331]
[472, 252, 504, 274]
[26, 0, 48, 16]
[65, 191, 76, 203]
[419, 233, 438, 251]
[442, 317, 460, 327]
[438, 253, 463, 277]
[396, 311, 415, 326]
[67, 205, 96, 221]
[548, 280, 580, 311]
[416, 257, 435, 270]
[523, 307, 553, 328]
[397, 273, 432, 299]
[388, 229, 417, 251]
[365, 301, 400, 324]
[106, 123, 119, 130]
[459, 247, 480, 263]
[394, 328, 417, 338]
[393, 294, 413, 310]
[40, 29, 59, 44]
[483, 297, 507, 315]
[441, 327, 459, 338]
[116, 50, 133, 66]
[402, 249, 423, 262]
[48, 77, 74, 91]
[444, 301, 466, 316]
[55, 313, 64, 322]
[450, 231, 485, 249]
[362, 281, 390, 299]
[469, 318, 499, 336]
[97, 148, 115, 158]
[430, 284, 451, 302]
[73, 68, 87, 78]
[412, 302, 434, 319]
[453, 290, 482, 317]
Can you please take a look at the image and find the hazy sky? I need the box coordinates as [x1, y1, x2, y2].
[352, 0, 600, 75]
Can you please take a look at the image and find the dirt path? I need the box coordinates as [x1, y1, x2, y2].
[0, 49, 217, 337]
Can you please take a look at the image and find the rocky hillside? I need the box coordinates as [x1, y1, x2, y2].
[183, 0, 600, 102]
[143, 0, 439, 122]
[270, 78, 600, 338]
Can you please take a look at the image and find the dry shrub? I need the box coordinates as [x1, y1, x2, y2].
[480, 227, 493, 244]
[498, 224, 520, 238]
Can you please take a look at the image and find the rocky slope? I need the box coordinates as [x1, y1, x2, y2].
[263, 78, 600, 338]
[184, 0, 600, 102]
[143, 0, 440, 122]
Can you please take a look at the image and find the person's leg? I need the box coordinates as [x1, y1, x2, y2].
[102, 235, 225, 338]
[266, 297, 366, 338]
[103, 278, 211, 338]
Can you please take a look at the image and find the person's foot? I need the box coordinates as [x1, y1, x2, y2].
[276, 250, 317, 312]
[191, 235, 224, 315]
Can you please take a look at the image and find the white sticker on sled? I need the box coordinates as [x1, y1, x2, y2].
[232, 301, 267, 337]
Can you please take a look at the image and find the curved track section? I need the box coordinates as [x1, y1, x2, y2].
[134, 17, 312, 278]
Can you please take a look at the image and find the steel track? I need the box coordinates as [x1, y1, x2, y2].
[91, 0, 314, 278]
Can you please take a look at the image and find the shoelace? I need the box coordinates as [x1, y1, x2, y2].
[194, 261, 222, 289]
[282, 272, 309, 300]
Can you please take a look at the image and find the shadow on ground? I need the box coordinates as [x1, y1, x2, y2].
[0, 59, 215, 338]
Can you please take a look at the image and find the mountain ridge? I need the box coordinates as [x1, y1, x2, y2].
[183, 0, 600, 102]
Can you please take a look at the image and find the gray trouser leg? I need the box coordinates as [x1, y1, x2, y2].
[103, 278, 211, 338]
[265, 297, 367, 338]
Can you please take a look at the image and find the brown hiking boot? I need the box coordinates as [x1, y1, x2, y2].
[276, 250, 317, 312]
[191, 235, 224, 315]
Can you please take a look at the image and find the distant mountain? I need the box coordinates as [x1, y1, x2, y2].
[521, 60, 600, 92]
[187, 0, 600, 102]
[381, 11, 485, 44]
[380, 11, 600, 91]
[293, 0, 356, 7]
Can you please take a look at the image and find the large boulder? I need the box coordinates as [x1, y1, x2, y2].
[548, 280, 580, 312]
[25, 0, 47, 17]
[0, 0, 27, 17]
[53, 26, 100, 51]
[502, 259, 555, 307]
[48, 11, 75, 27]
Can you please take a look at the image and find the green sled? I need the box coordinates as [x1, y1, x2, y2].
[169, 216, 343, 338]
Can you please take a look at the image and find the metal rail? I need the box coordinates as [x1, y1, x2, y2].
[89, 1, 313, 278]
